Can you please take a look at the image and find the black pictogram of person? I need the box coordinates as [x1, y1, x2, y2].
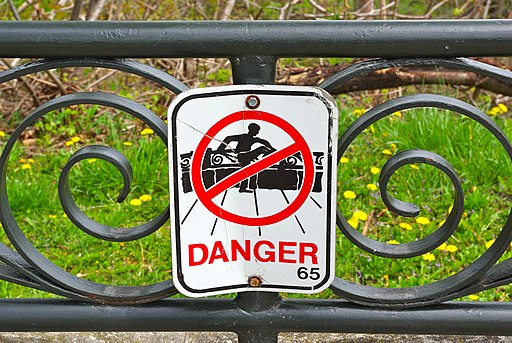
[216, 123, 275, 193]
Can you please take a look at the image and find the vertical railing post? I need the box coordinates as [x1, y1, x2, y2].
[229, 55, 281, 343]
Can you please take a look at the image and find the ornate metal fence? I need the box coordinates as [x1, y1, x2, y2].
[0, 20, 511, 342]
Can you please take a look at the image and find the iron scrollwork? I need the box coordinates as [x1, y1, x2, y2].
[0, 58, 188, 304]
[0, 56, 512, 308]
[322, 58, 512, 308]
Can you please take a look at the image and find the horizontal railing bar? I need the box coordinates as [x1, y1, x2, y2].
[1, 298, 512, 335]
[0, 20, 510, 58]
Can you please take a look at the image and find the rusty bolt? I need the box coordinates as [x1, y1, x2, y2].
[248, 275, 262, 287]
[245, 95, 260, 109]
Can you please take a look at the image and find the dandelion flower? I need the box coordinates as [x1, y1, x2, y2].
[390, 143, 397, 151]
[446, 245, 458, 253]
[438, 220, 446, 227]
[21, 164, 31, 170]
[123, 142, 133, 146]
[343, 191, 356, 199]
[139, 194, 152, 202]
[393, 111, 402, 118]
[353, 109, 365, 116]
[130, 199, 142, 206]
[382, 149, 392, 156]
[448, 205, 453, 213]
[28, 158, 34, 164]
[410, 164, 419, 170]
[340, 157, 349, 163]
[367, 183, 378, 191]
[422, 252, 435, 261]
[468, 294, 480, 301]
[370, 167, 380, 175]
[141, 128, 154, 135]
[348, 217, 359, 229]
[0, 131, 5, 137]
[87, 159, 97, 164]
[19, 158, 26, 163]
[416, 217, 430, 225]
[399, 223, 413, 231]
[498, 103, 508, 113]
[71, 136, 81, 143]
[352, 211, 368, 221]
[62, 213, 68, 218]
[386, 239, 400, 245]
[65, 140, 74, 147]
[48, 214, 57, 219]
[485, 239, 495, 249]
[436, 243, 447, 251]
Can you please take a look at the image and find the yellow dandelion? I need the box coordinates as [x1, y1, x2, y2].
[62, 213, 68, 218]
[48, 214, 57, 219]
[390, 143, 397, 151]
[487, 108, 499, 116]
[468, 294, 480, 301]
[410, 164, 419, 170]
[19, 158, 26, 163]
[141, 128, 154, 135]
[422, 252, 435, 261]
[448, 205, 453, 213]
[485, 239, 495, 249]
[369, 124, 375, 134]
[438, 220, 446, 227]
[352, 211, 368, 221]
[370, 167, 380, 175]
[416, 217, 430, 225]
[28, 158, 34, 164]
[340, 157, 349, 163]
[367, 183, 378, 191]
[87, 159, 97, 164]
[446, 245, 458, 253]
[130, 199, 142, 206]
[353, 109, 365, 117]
[399, 223, 413, 231]
[139, 194, 152, 202]
[386, 239, 400, 245]
[343, 191, 356, 199]
[382, 149, 392, 156]
[0, 131, 5, 137]
[65, 140, 74, 147]
[348, 217, 359, 229]
[498, 103, 508, 113]
[21, 164, 31, 170]
[123, 142, 133, 146]
[436, 243, 447, 251]
[119, 242, 125, 247]
[393, 111, 402, 118]
[71, 136, 81, 143]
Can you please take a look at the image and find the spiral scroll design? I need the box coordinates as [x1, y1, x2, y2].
[0, 59, 189, 304]
[322, 58, 512, 307]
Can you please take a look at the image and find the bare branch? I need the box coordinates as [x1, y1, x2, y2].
[7, 0, 21, 20]
[71, 0, 83, 20]
[220, 0, 237, 20]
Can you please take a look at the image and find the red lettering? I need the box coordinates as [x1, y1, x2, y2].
[278, 241, 296, 263]
[189, 244, 208, 266]
[254, 240, 275, 262]
[208, 241, 229, 264]
[299, 242, 318, 264]
[231, 240, 251, 262]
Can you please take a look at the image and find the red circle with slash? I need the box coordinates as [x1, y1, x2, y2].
[191, 110, 314, 227]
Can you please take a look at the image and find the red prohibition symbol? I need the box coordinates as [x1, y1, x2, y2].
[191, 110, 314, 227]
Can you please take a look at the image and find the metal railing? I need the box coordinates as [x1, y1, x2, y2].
[0, 20, 511, 342]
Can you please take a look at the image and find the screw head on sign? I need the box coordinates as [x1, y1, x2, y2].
[245, 95, 260, 109]
[248, 275, 262, 287]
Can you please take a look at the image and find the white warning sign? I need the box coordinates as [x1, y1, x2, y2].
[168, 85, 338, 297]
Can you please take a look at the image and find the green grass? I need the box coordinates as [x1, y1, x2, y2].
[0, 97, 511, 303]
